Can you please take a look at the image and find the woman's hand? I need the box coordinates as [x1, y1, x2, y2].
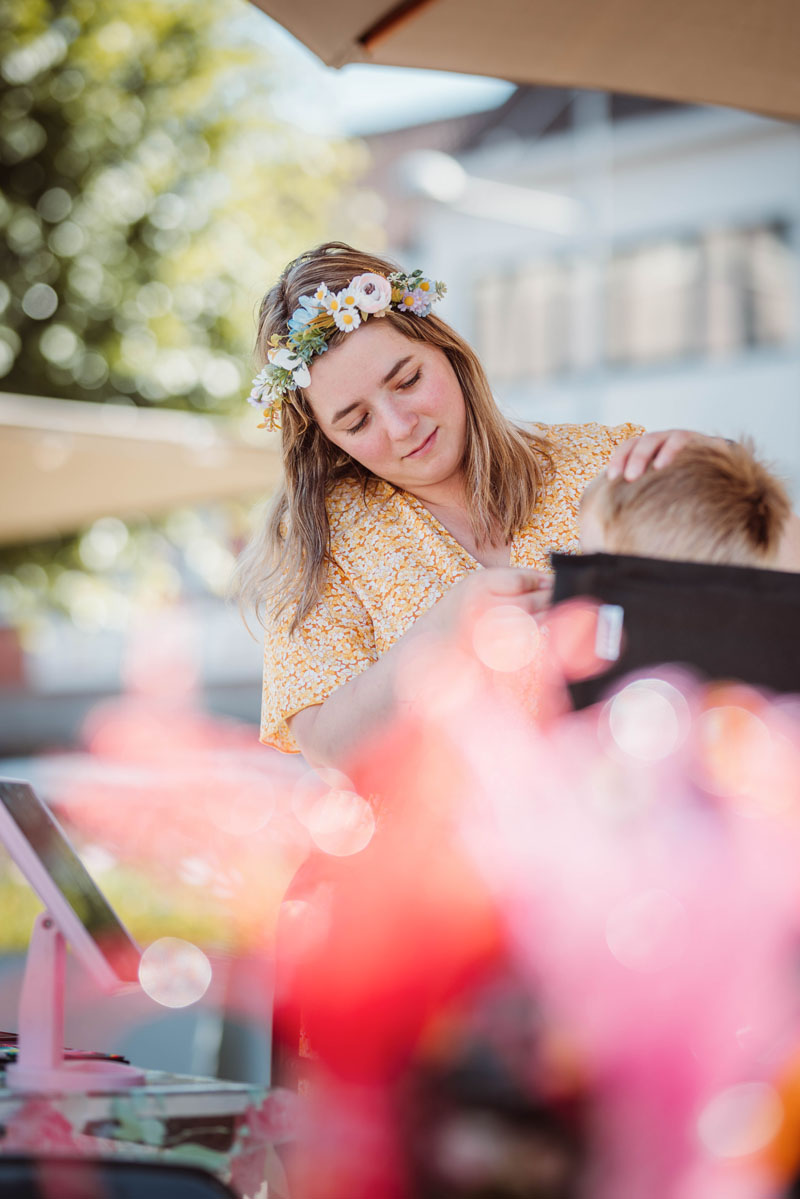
[288, 568, 552, 768]
[427, 567, 553, 639]
[607, 429, 721, 481]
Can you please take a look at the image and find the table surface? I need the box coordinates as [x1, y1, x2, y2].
[0, 1068, 296, 1198]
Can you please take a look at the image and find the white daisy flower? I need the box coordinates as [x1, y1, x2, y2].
[337, 287, 360, 310]
[333, 307, 362, 333]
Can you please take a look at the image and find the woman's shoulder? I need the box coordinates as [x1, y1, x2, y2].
[514, 421, 645, 553]
[529, 420, 644, 457]
[529, 419, 641, 478]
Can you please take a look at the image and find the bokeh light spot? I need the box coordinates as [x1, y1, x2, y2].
[203, 358, 240, 397]
[604, 678, 689, 761]
[22, 283, 58, 320]
[306, 789, 376, 857]
[49, 220, 85, 257]
[37, 187, 72, 223]
[292, 767, 353, 827]
[695, 704, 779, 812]
[472, 604, 540, 673]
[697, 1082, 783, 1158]
[0, 342, 16, 378]
[78, 517, 129, 571]
[40, 322, 80, 365]
[139, 937, 212, 1008]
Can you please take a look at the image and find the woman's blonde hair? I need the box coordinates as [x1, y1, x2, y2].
[236, 242, 553, 629]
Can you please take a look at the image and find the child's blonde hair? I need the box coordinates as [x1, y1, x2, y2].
[580, 439, 790, 567]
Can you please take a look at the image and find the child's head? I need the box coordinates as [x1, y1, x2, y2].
[579, 439, 797, 570]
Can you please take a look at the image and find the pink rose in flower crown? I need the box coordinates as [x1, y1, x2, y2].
[350, 273, 392, 315]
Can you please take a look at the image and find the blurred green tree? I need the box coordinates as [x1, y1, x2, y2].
[0, 0, 377, 634]
[0, 0, 370, 414]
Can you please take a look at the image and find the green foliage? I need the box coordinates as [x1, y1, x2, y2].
[0, 853, 239, 953]
[0, 0, 370, 415]
[0, 503, 246, 634]
[0, 0, 377, 629]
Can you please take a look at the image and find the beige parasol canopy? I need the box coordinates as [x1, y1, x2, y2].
[0, 393, 280, 545]
[250, 0, 800, 122]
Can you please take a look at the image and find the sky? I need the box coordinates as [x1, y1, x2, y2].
[242, 10, 515, 137]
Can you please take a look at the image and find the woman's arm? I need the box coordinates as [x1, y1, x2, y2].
[606, 429, 726, 481]
[288, 567, 551, 768]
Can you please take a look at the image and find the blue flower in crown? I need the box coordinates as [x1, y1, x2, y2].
[288, 309, 312, 334]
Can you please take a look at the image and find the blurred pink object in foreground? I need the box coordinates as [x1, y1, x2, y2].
[279, 599, 800, 1199]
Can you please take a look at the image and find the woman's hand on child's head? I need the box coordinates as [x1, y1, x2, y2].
[607, 429, 718, 482]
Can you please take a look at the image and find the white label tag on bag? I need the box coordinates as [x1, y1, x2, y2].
[595, 603, 624, 661]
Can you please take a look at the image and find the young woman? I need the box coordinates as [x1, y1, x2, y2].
[238, 242, 699, 767]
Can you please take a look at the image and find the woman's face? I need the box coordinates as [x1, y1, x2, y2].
[304, 320, 468, 500]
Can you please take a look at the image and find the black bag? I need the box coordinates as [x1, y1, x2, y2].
[551, 551, 800, 709]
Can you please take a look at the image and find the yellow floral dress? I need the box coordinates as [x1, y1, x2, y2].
[260, 421, 643, 752]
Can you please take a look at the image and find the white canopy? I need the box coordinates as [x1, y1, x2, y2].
[0, 393, 280, 545]
[251, 0, 800, 122]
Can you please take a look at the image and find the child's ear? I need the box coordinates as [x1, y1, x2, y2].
[577, 500, 607, 556]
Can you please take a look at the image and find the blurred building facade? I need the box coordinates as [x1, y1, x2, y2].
[0, 597, 263, 756]
[364, 87, 800, 495]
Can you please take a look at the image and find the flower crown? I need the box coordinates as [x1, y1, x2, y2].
[247, 268, 446, 430]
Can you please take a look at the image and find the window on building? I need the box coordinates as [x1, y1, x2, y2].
[605, 240, 702, 365]
[476, 259, 583, 381]
[704, 223, 794, 356]
[475, 221, 795, 382]
[744, 224, 795, 347]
